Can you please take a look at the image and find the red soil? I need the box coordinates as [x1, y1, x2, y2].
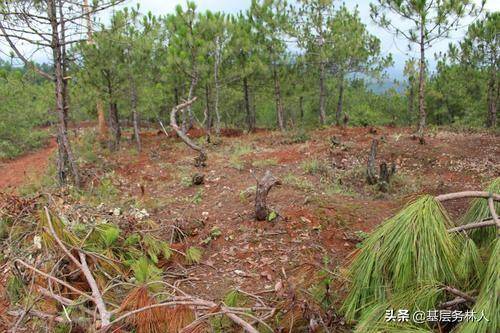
[0, 138, 57, 191]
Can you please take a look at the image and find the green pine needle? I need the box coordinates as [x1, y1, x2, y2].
[341, 195, 461, 322]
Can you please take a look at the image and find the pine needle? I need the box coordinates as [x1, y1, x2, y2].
[456, 239, 499, 333]
[341, 195, 461, 322]
[460, 177, 499, 247]
[456, 237, 484, 290]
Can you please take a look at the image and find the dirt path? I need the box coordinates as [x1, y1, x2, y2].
[0, 138, 56, 191]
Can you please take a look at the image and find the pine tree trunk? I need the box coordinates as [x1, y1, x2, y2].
[97, 100, 108, 143]
[131, 80, 141, 151]
[205, 83, 212, 142]
[108, 102, 120, 151]
[273, 65, 285, 131]
[183, 76, 197, 133]
[50, 0, 79, 186]
[486, 69, 497, 128]
[214, 38, 221, 136]
[243, 77, 254, 132]
[417, 23, 426, 142]
[336, 73, 345, 126]
[319, 61, 326, 125]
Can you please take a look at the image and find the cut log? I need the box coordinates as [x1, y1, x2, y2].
[366, 139, 378, 185]
[170, 98, 207, 167]
[255, 171, 281, 221]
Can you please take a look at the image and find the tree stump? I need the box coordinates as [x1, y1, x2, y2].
[255, 171, 281, 221]
[192, 173, 204, 185]
[366, 139, 378, 185]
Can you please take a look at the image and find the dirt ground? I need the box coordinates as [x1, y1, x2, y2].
[0, 138, 56, 190]
[1, 126, 499, 321]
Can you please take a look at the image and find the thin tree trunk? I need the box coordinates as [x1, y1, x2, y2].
[131, 79, 141, 151]
[336, 72, 344, 126]
[108, 102, 120, 151]
[273, 65, 285, 131]
[83, 0, 108, 143]
[214, 37, 221, 136]
[205, 82, 212, 142]
[319, 61, 326, 125]
[417, 22, 426, 142]
[243, 77, 254, 132]
[105, 75, 120, 151]
[183, 76, 197, 133]
[486, 69, 497, 128]
[50, 0, 79, 186]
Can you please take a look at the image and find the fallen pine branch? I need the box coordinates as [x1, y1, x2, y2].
[447, 219, 495, 233]
[435, 191, 500, 202]
[443, 286, 476, 303]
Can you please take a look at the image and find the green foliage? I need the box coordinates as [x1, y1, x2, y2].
[93, 174, 119, 203]
[283, 130, 310, 144]
[131, 257, 162, 284]
[267, 210, 278, 221]
[301, 159, 330, 176]
[460, 177, 500, 246]
[341, 195, 461, 322]
[224, 289, 246, 307]
[6, 275, 24, 304]
[456, 239, 499, 333]
[0, 63, 51, 159]
[456, 237, 484, 290]
[143, 234, 172, 264]
[283, 173, 314, 191]
[185, 246, 202, 264]
[252, 158, 278, 168]
[0, 218, 9, 240]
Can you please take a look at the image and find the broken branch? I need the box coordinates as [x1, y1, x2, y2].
[170, 97, 207, 167]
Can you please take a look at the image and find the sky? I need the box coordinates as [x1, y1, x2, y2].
[1, 0, 499, 81]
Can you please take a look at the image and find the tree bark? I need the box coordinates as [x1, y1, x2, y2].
[50, 0, 79, 186]
[214, 37, 222, 136]
[131, 79, 141, 151]
[486, 68, 497, 128]
[417, 22, 426, 142]
[319, 61, 326, 125]
[273, 65, 285, 131]
[255, 171, 281, 221]
[243, 77, 254, 132]
[366, 139, 378, 185]
[171, 98, 207, 167]
[108, 102, 120, 151]
[183, 76, 197, 133]
[336, 72, 345, 126]
[204, 82, 212, 142]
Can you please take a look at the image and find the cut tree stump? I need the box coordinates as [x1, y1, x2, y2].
[255, 171, 281, 221]
[192, 173, 204, 185]
[366, 139, 378, 185]
[366, 139, 396, 191]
